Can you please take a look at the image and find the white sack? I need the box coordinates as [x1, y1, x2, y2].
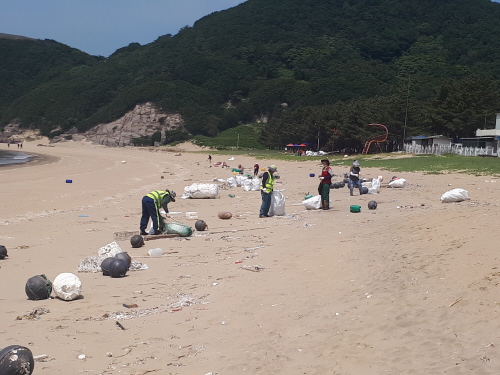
[441, 188, 469, 203]
[388, 178, 407, 188]
[251, 178, 260, 191]
[302, 195, 322, 210]
[269, 191, 286, 216]
[183, 183, 220, 199]
[243, 178, 253, 191]
[368, 177, 381, 194]
[226, 177, 237, 188]
[235, 175, 245, 186]
[53, 272, 82, 301]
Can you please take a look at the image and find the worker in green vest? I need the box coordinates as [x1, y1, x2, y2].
[140, 189, 176, 235]
[259, 165, 277, 218]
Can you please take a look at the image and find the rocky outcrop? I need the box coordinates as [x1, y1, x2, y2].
[82, 102, 185, 147]
[0, 123, 44, 143]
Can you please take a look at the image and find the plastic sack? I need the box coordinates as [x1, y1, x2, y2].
[268, 191, 286, 216]
[243, 178, 253, 191]
[235, 175, 245, 186]
[226, 177, 237, 188]
[441, 188, 469, 203]
[388, 178, 407, 188]
[251, 178, 260, 191]
[183, 183, 220, 199]
[302, 195, 322, 210]
[368, 177, 381, 194]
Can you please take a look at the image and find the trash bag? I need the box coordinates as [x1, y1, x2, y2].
[243, 179, 253, 191]
[251, 178, 260, 191]
[227, 177, 237, 188]
[388, 178, 407, 188]
[165, 222, 193, 237]
[368, 177, 381, 194]
[302, 195, 322, 210]
[440, 188, 469, 203]
[183, 183, 220, 199]
[268, 191, 286, 216]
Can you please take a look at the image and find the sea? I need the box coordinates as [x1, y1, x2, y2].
[0, 150, 34, 166]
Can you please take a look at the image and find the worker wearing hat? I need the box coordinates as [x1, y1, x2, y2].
[349, 160, 363, 196]
[140, 189, 176, 235]
[259, 165, 277, 218]
[319, 159, 333, 210]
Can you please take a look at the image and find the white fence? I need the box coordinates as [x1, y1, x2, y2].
[404, 144, 497, 156]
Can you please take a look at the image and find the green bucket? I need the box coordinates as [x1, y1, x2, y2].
[350, 205, 361, 213]
[304, 194, 313, 200]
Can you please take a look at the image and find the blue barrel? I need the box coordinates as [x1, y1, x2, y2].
[309, 173, 315, 177]
[66, 179, 73, 183]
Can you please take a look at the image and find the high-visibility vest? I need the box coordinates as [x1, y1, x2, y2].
[146, 190, 170, 208]
[260, 172, 274, 193]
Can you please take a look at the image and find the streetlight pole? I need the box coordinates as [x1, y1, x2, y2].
[236, 132, 240, 150]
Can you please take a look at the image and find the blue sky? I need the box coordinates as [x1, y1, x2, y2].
[0, 0, 246, 57]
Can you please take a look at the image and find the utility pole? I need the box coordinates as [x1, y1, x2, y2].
[236, 132, 240, 150]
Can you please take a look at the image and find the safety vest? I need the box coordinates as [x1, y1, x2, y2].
[146, 190, 170, 207]
[260, 172, 274, 193]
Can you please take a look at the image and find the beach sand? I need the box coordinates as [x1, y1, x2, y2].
[1, 140, 500, 374]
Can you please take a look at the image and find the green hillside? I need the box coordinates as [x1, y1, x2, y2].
[1, 0, 500, 150]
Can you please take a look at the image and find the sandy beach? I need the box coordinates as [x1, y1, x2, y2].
[1, 140, 500, 375]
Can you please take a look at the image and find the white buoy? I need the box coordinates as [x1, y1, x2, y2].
[53, 273, 82, 301]
[121, 160, 127, 164]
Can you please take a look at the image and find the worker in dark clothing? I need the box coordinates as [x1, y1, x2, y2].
[140, 189, 176, 235]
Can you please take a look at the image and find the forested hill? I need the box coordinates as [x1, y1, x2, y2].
[2, 0, 500, 150]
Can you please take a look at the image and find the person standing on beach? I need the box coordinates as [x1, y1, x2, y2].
[208, 155, 212, 165]
[254, 163, 259, 177]
[259, 165, 277, 218]
[318, 159, 333, 210]
[140, 189, 176, 235]
[348, 160, 363, 196]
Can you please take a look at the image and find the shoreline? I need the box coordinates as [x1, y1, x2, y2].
[0, 149, 60, 170]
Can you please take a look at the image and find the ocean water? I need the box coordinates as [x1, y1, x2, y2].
[0, 150, 33, 166]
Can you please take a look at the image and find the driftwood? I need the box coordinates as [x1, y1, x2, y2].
[143, 234, 180, 241]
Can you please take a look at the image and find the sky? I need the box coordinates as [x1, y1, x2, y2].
[0, 0, 247, 57]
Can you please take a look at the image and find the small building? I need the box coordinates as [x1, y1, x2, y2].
[404, 135, 452, 147]
[460, 112, 500, 155]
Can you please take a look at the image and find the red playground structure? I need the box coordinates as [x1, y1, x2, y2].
[362, 123, 388, 155]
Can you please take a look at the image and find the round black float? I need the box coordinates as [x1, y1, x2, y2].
[108, 259, 128, 278]
[130, 234, 144, 248]
[0, 245, 7, 259]
[368, 201, 378, 210]
[0, 345, 34, 375]
[361, 186, 369, 195]
[339, 182, 345, 188]
[195, 220, 208, 231]
[100, 257, 115, 276]
[25, 275, 52, 300]
[114, 252, 132, 269]
[343, 178, 350, 184]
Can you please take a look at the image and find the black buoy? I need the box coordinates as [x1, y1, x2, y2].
[361, 186, 369, 195]
[343, 178, 349, 184]
[339, 182, 345, 188]
[100, 257, 115, 276]
[114, 252, 132, 269]
[0, 345, 35, 375]
[0, 245, 7, 259]
[130, 234, 144, 248]
[108, 259, 128, 278]
[195, 220, 208, 231]
[25, 275, 52, 301]
[368, 201, 378, 210]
